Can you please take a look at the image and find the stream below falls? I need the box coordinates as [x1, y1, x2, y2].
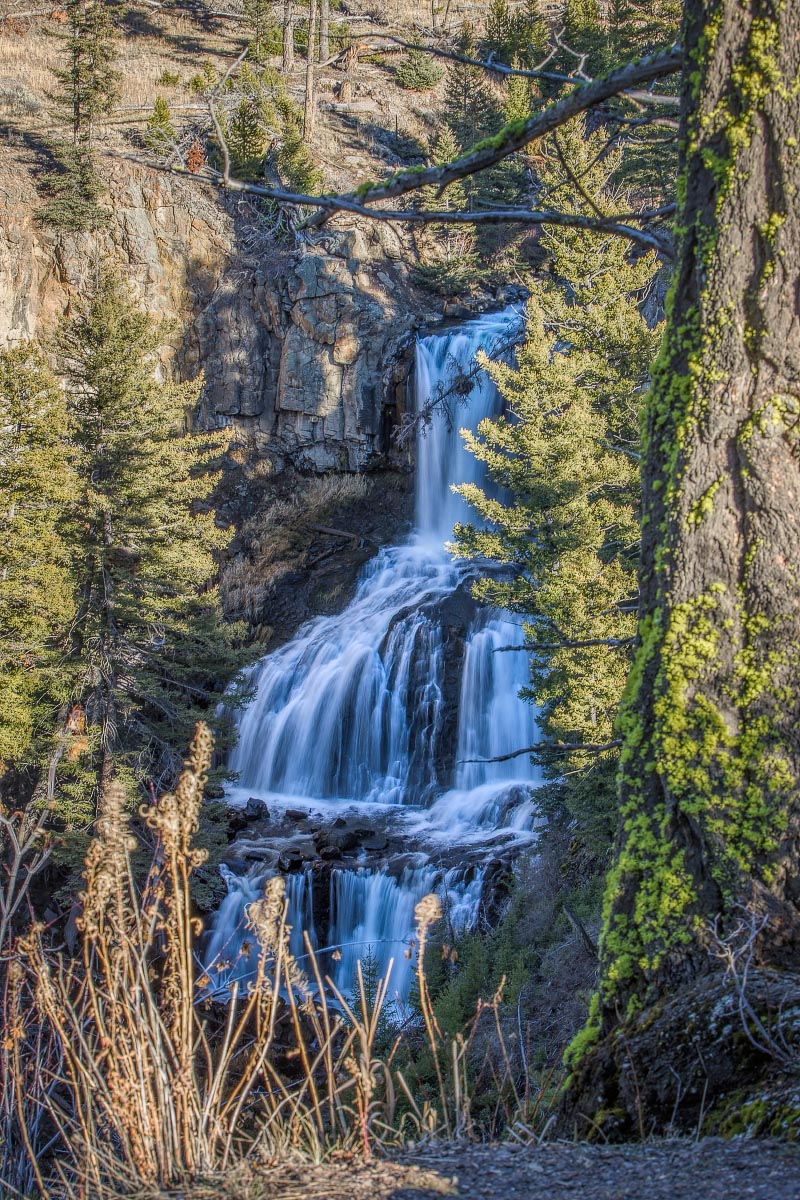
[202, 307, 544, 1006]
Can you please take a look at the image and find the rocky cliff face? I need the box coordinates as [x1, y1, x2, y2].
[0, 158, 418, 471]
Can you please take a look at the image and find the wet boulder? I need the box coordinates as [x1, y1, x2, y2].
[313, 826, 361, 855]
[362, 832, 389, 852]
[278, 848, 307, 873]
[227, 811, 249, 839]
[245, 797, 269, 821]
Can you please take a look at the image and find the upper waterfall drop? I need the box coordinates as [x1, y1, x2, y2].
[414, 309, 521, 543]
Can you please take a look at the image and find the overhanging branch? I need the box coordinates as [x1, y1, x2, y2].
[127, 43, 681, 256]
[460, 739, 622, 763]
[493, 636, 636, 652]
[367, 34, 682, 106]
[158, 165, 675, 257]
[300, 45, 682, 227]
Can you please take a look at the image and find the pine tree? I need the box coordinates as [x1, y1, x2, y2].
[52, 0, 121, 147]
[413, 126, 478, 295]
[483, 0, 548, 67]
[244, 0, 273, 62]
[0, 348, 75, 772]
[226, 96, 269, 174]
[39, 0, 120, 231]
[560, 0, 606, 77]
[145, 95, 176, 151]
[275, 92, 323, 192]
[395, 50, 444, 91]
[36, 142, 109, 232]
[606, 0, 681, 59]
[440, 23, 511, 265]
[504, 69, 531, 124]
[601, 0, 681, 194]
[48, 274, 250, 836]
[450, 120, 662, 845]
[564, 0, 602, 38]
[443, 24, 503, 152]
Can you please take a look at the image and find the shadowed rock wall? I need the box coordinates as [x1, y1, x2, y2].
[0, 160, 417, 471]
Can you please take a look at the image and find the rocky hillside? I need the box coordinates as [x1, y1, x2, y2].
[0, 0, 509, 473]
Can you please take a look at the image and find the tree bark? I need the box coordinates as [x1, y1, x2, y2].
[319, 0, 329, 63]
[282, 0, 295, 73]
[303, 0, 318, 141]
[595, 0, 800, 1032]
[338, 43, 357, 103]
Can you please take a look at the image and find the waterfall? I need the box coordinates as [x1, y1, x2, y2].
[203, 307, 543, 1003]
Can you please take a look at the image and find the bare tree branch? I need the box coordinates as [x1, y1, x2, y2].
[299, 46, 682, 228]
[460, 739, 622, 763]
[150, 159, 675, 256]
[345, 34, 682, 106]
[125, 43, 681, 256]
[493, 637, 636, 652]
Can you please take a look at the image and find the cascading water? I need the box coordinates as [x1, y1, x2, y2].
[203, 307, 543, 1001]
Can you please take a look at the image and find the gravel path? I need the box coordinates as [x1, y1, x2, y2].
[252, 1139, 800, 1200]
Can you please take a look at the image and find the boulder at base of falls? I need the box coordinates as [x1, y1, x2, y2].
[245, 797, 269, 821]
[313, 827, 362, 855]
[227, 812, 249, 839]
[319, 845, 343, 861]
[362, 833, 389, 852]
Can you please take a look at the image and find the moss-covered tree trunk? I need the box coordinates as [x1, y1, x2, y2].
[593, 0, 800, 1027]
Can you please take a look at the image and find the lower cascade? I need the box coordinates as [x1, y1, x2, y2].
[203, 307, 543, 1002]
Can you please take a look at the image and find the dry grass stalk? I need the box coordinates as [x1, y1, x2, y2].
[0, 800, 53, 1198]
[4, 722, 541, 1195]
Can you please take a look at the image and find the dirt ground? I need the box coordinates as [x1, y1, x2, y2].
[237, 1139, 800, 1200]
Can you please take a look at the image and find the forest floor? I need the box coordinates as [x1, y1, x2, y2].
[170, 1139, 800, 1200]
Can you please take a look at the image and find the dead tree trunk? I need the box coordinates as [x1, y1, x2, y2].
[282, 0, 295, 73]
[338, 42, 357, 104]
[302, 0, 318, 140]
[319, 0, 329, 62]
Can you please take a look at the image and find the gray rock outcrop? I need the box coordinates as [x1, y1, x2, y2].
[0, 159, 417, 471]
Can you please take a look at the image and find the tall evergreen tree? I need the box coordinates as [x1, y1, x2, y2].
[562, 0, 605, 74]
[442, 25, 523, 266]
[244, 0, 273, 62]
[39, 0, 120, 231]
[450, 121, 662, 846]
[483, 0, 548, 69]
[600, 0, 681, 196]
[41, 275, 251, 841]
[606, 0, 682, 59]
[52, 0, 120, 147]
[443, 24, 504, 152]
[503, 68, 532, 124]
